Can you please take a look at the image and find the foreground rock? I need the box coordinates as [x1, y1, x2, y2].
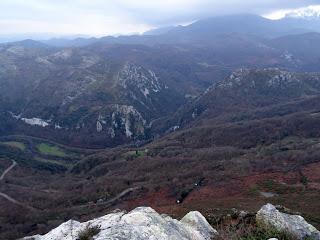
[256, 203, 320, 240]
[24, 207, 217, 240]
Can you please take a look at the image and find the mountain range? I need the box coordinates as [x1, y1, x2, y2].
[2, 14, 320, 147]
[38, 14, 320, 47]
[1, 13, 320, 239]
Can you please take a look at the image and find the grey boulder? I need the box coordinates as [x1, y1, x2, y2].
[24, 207, 217, 240]
[256, 203, 320, 240]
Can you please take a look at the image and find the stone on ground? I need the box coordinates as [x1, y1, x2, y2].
[256, 203, 320, 240]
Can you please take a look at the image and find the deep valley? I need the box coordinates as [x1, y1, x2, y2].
[1, 12, 320, 240]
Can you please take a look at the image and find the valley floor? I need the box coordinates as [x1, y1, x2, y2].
[0, 135, 320, 239]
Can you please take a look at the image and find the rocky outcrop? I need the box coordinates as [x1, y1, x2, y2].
[175, 68, 320, 128]
[24, 207, 216, 240]
[22, 204, 320, 240]
[117, 63, 163, 98]
[256, 203, 320, 240]
[96, 104, 146, 138]
[181, 211, 217, 240]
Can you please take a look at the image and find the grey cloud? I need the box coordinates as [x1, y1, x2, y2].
[115, 0, 320, 26]
[1, 0, 320, 35]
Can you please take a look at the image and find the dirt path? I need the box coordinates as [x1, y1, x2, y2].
[0, 160, 17, 181]
[102, 187, 140, 206]
[0, 160, 34, 210]
[0, 192, 24, 206]
[71, 187, 141, 210]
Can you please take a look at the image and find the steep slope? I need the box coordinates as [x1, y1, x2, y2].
[0, 44, 190, 147]
[0, 38, 282, 147]
[2, 29, 320, 148]
[269, 32, 320, 71]
[2, 69, 320, 239]
[174, 68, 320, 126]
[150, 68, 320, 148]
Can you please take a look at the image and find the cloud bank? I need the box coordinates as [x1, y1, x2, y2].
[0, 0, 319, 36]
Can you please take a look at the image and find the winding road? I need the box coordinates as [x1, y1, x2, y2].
[0, 159, 34, 209]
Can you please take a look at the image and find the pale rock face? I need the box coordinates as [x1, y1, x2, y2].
[51, 49, 73, 60]
[96, 121, 103, 132]
[81, 55, 100, 68]
[23, 207, 216, 240]
[107, 127, 116, 138]
[180, 211, 218, 240]
[267, 71, 300, 87]
[216, 68, 250, 89]
[54, 124, 62, 129]
[118, 63, 163, 98]
[35, 57, 53, 66]
[192, 111, 197, 119]
[10, 112, 52, 128]
[216, 68, 303, 91]
[256, 203, 320, 240]
[21, 117, 50, 127]
[111, 104, 146, 138]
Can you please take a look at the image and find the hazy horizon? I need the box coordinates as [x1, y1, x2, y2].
[0, 0, 320, 40]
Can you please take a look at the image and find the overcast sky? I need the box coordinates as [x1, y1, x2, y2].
[0, 0, 319, 37]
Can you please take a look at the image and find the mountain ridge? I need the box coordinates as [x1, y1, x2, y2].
[38, 14, 320, 47]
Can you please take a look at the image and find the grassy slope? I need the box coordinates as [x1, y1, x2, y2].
[37, 143, 66, 157]
[1, 141, 26, 151]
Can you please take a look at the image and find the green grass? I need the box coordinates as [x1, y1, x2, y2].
[129, 150, 146, 157]
[136, 150, 146, 157]
[122, 150, 148, 160]
[262, 179, 274, 190]
[258, 179, 291, 194]
[2, 141, 26, 151]
[239, 226, 296, 240]
[216, 217, 298, 240]
[248, 185, 260, 196]
[37, 143, 66, 157]
[34, 157, 69, 167]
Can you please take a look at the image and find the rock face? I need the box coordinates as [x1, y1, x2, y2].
[24, 207, 216, 240]
[256, 203, 320, 240]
